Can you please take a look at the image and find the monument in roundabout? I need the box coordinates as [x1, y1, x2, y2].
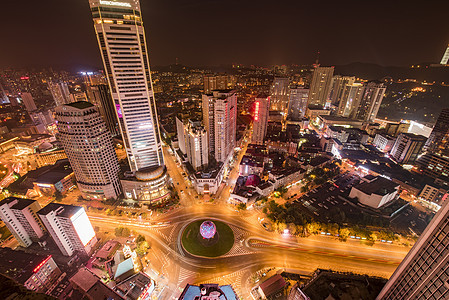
[181, 219, 234, 258]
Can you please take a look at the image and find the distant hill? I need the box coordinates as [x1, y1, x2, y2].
[334, 62, 449, 82]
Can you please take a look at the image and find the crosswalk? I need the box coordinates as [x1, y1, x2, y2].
[223, 241, 256, 257]
[201, 269, 248, 297]
[168, 224, 179, 242]
[177, 267, 198, 286]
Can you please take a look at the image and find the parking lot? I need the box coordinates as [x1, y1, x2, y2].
[288, 171, 432, 236]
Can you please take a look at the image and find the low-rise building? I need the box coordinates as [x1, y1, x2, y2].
[0, 248, 61, 293]
[269, 167, 306, 189]
[316, 115, 363, 132]
[349, 176, 400, 208]
[191, 163, 225, 195]
[70, 267, 124, 300]
[419, 183, 449, 206]
[239, 155, 264, 177]
[373, 133, 396, 152]
[258, 274, 288, 299]
[115, 272, 155, 300]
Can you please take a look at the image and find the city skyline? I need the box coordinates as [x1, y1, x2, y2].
[1, 0, 449, 68]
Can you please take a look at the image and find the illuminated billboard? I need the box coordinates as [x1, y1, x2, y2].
[71, 208, 96, 246]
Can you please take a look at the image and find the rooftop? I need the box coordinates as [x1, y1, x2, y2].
[259, 274, 287, 297]
[65, 101, 94, 110]
[179, 283, 238, 300]
[0, 248, 52, 284]
[353, 176, 399, 196]
[115, 272, 153, 300]
[0, 197, 36, 210]
[38, 203, 82, 219]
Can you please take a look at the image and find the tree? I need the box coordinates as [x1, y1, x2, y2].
[136, 235, 146, 244]
[54, 190, 63, 202]
[115, 226, 131, 237]
[339, 228, 351, 241]
[237, 203, 247, 211]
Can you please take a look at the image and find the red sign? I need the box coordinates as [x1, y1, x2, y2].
[20, 77, 29, 80]
[33, 256, 52, 273]
[255, 101, 260, 121]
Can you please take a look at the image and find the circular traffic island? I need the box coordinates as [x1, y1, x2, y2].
[181, 220, 234, 258]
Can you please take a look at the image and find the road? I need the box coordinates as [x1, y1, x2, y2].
[89, 201, 409, 299]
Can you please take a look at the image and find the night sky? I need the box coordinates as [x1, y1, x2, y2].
[1, 0, 449, 69]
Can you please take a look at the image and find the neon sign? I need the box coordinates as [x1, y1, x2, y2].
[100, 1, 132, 7]
[255, 101, 260, 121]
[33, 256, 52, 273]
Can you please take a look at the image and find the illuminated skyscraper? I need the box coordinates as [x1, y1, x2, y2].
[0, 197, 46, 247]
[185, 120, 208, 170]
[204, 75, 228, 93]
[355, 81, 386, 122]
[89, 0, 170, 202]
[440, 44, 449, 65]
[252, 95, 270, 144]
[88, 84, 120, 136]
[55, 102, 121, 200]
[48, 81, 70, 107]
[38, 203, 97, 257]
[337, 83, 365, 118]
[21, 92, 37, 112]
[328, 75, 355, 106]
[202, 90, 237, 163]
[308, 66, 334, 107]
[377, 201, 449, 299]
[88, 0, 164, 172]
[287, 87, 309, 121]
[270, 77, 289, 112]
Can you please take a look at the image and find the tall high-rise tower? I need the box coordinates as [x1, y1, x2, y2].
[337, 83, 365, 118]
[55, 102, 121, 200]
[252, 95, 270, 145]
[270, 78, 289, 112]
[440, 44, 449, 65]
[48, 82, 70, 107]
[328, 75, 355, 106]
[308, 66, 334, 108]
[202, 90, 237, 163]
[377, 201, 449, 299]
[287, 87, 309, 121]
[21, 92, 37, 112]
[88, 84, 120, 136]
[88, 0, 164, 172]
[0, 197, 46, 247]
[355, 81, 386, 122]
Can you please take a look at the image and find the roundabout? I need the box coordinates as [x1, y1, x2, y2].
[181, 219, 235, 258]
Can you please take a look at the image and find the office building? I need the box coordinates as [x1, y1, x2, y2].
[48, 81, 70, 106]
[440, 44, 449, 65]
[38, 203, 97, 257]
[21, 92, 37, 112]
[418, 109, 449, 183]
[88, 84, 120, 136]
[89, 0, 164, 172]
[337, 83, 365, 118]
[176, 116, 186, 154]
[287, 87, 309, 121]
[0, 248, 62, 293]
[89, 0, 170, 202]
[0, 197, 46, 247]
[252, 95, 270, 144]
[270, 77, 289, 112]
[328, 75, 355, 106]
[55, 102, 121, 200]
[377, 200, 449, 299]
[424, 108, 449, 155]
[355, 81, 386, 122]
[202, 90, 237, 163]
[185, 120, 208, 170]
[390, 133, 427, 164]
[308, 66, 334, 107]
[204, 75, 228, 93]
